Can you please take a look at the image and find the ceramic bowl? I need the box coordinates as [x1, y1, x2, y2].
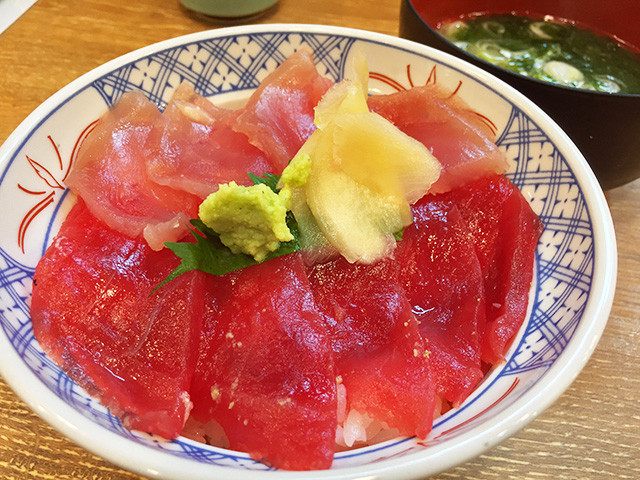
[400, 0, 640, 190]
[0, 24, 616, 479]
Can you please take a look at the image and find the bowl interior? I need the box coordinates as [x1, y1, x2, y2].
[0, 26, 616, 479]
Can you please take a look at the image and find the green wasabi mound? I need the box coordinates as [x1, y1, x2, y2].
[277, 152, 311, 208]
[198, 181, 293, 262]
[198, 154, 311, 262]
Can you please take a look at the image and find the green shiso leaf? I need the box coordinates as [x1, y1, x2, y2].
[393, 228, 405, 242]
[247, 172, 281, 193]
[153, 173, 300, 293]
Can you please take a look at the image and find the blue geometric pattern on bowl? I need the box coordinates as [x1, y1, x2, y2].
[0, 30, 592, 469]
[92, 32, 355, 108]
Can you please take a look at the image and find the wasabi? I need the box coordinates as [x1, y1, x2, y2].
[198, 153, 311, 262]
[198, 181, 292, 262]
[277, 152, 312, 208]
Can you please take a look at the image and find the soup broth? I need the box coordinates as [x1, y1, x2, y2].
[438, 14, 640, 94]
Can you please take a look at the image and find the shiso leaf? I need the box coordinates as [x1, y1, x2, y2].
[248, 172, 281, 193]
[153, 173, 300, 293]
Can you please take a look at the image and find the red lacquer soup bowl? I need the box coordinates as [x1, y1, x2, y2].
[401, 0, 640, 190]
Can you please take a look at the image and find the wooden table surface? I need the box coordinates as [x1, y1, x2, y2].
[1, 0, 638, 479]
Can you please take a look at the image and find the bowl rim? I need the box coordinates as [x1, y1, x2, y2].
[402, 0, 640, 98]
[0, 23, 618, 480]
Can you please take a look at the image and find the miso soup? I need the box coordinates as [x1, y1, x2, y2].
[439, 14, 640, 94]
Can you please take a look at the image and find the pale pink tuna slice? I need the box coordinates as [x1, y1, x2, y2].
[145, 82, 276, 199]
[368, 84, 508, 194]
[65, 90, 201, 245]
[233, 49, 334, 172]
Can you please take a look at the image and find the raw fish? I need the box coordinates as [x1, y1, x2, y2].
[31, 200, 206, 438]
[189, 254, 337, 470]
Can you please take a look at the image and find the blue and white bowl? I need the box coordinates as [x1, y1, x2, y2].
[0, 25, 617, 479]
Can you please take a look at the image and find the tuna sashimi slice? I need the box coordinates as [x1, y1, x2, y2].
[145, 82, 276, 199]
[31, 200, 206, 438]
[233, 49, 334, 172]
[66, 91, 199, 249]
[189, 254, 337, 471]
[396, 197, 486, 406]
[308, 257, 436, 440]
[368, 85, 508, 194]
[65, 90, 201, 248]
[440, 175, 543, 364]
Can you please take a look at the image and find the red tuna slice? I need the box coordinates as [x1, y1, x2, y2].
[30, 200, 206, 439]
[189, 254, 337, 471]
[440, 175, 543, 364]
[145, 82, 276, 199]
[396, 197, 486, 406]
[308, 257, 436, 440]
[65, 90, 201, 248]
[368, 85, 508, 194]
[233, 49, 333, 172]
